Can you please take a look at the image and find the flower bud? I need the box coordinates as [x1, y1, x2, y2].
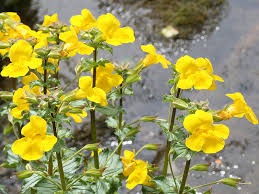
[0, 91, 13, 100]
[62, 89, 77, 102]
[35, 47, 50, 57]
[126, 73, 141, 84]
[83, 143, 99, 151]
[220, 178, 241, 188]
[143, 144, 160, 151]
[85, 168, 105, 177]
[140, 115, 158, 122]
[0, 41, 10, 49]
[190, 163, 210, 171]
[16, 170, 33, 180]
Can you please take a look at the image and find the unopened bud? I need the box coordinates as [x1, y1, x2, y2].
[16, 170, 33, 180]
[85, 168, 104, 177]
[83, 143, 99, 151]
[35, 47, 50, 57]
[143, 144, 160, 151]
[190, 163, 210, 171]
[0, 41, 10, 49]
[220, 178, 241, 188]
[140, 115, 158, 122]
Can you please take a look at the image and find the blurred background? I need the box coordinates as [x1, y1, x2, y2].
[0, 0, 259, 193]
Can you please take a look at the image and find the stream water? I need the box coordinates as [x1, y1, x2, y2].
[1, 0, 259, 193]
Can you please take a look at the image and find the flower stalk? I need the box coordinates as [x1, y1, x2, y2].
[163, 88, 181, 176]
[179, 159, 191, 194]
[117, 84, 123, 155]
[91, 48, 99, 169]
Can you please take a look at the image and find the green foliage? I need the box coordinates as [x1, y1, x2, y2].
[171, 141, 196, 161]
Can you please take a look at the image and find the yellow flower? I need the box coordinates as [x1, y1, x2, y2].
[93, 63, 123, 93]
[59, 27, 94, 57]
[11, 116, 57, 161]
[97, 13, 135, 46]
[11, 73, 41, 119]
[14, 24, 34, 39]
[141, 44, 171, 68]
[76, 76, 108, 106]
[121, 150, 136, 177]
[37, 58, 59, 74]
[126, 160, 150, 190]
[184, 110, 229, 154]
[223, 92, 258, 124]
[66, 110, 88, 123]
[1, 40, 42, 78]
[90, 148, 102, 157]
[175, 56, 224, 90]
[42, 13, 59, 26]
[70, 9, 96, 31]
[6, 12, 21, 22]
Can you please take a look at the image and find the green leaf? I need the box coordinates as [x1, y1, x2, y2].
[163, 95, 189, 110]
[172, 141, 196, 161]
[114, 125, 139, 141]
[156, 121, 186, 142]
[96, 179, 110, 194]
[96, 104, 125, 116]
[3, 123, 13, 135]
[34, 177, 59, 194]
[150, 176, 178, 194]
[105, 116, 118, 129]
[52, 139, 65, 153]
[0, 184, 7, 194]
[203, 188, 212, 194]
[30, 80, 43, 89]
[22, 174, 43, 193]
[3, 144, 20, 168]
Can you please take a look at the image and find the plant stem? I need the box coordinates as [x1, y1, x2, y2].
[117, 84, 123, 156]
[179, 160, 191, 194]
[107, 83, 127, 98]
[91, 48, 99, 169]
[48, 153, 53, 176]
[33, 171, 62, 189]
[43, 59, 48, 95]
[135, 145, 146, 157]
[52, 120, 66, 191]
[168, 153, 178, 192]
[163, 88, 181, 176]
[183, 180, 220, 194]
[104, 135, 127, 167]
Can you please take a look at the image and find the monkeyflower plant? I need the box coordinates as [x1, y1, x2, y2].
[0, 10, 257, 194]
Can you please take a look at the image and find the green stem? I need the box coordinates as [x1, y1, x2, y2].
[107, 83, 127, 98]
[67, 174, 85, 189]
[48, 153, 53, 176]
[43, 58, 48, 95]
[127, 119, 140, 126]
[63, 72, 82, 91]
[183, 180, 220, 194]
[91, 48, 99, 169]
[33, 171, 62, 189]
[179, 160, 191, 194]
[168, 153, 178, 192]
[63, 146, 87, 164]
[104, 135, 127, 167]
[163, 88, 181, 176]
[117, 84, 123, 156]
[135, 145, 146, 157]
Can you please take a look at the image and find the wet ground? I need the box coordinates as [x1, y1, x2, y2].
[1, 0, 259, 193]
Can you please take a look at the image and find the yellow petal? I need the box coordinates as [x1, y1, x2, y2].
[41, 135, 57, 152]
[21, 72, 39, 85]
[77, 42, 94, 55]
[6, 12, 21, 22]
[212, 74, 224, 82]
[28, 53, 42, 69]
[141, 44, 156, 55]
[175, 55, 197, 74]
[21, 116, 47, 137]
[87, 87, 107, 106]
[9, 40, 32, 63]
[202, 135, 225, 154]
[177, 77, 193, 89]
[79, 76, 92, 91]
[108, 27, 135, 45]
[66, 112, 83, 123]
[97, 13, 120, 37]
[245, 106, 258, 124]
[143, 54, 158, 67]
[192, 70, 213, 90]
[226, 92, 245, 103]
[196, 57, 213, 74]
[11, 106, 29, 119]
[213, 124, 229, 139]
[1, 62, 29, 78]
[157, 54, 170, 68]
[185, 134, 205, 152]
[42, 13, 58, 26]
[76, 89, 88, 99]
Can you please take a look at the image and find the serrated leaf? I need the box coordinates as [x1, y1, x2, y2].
[172, 141, 196, 161]
[150, 176, 178, 194]
[0, 184, 7, 194]
[105, 116, 118, 129]
[22, 173, 43, 193]
[163, 95, 188, 110]
[114, 125, 139, 141]
[156, 121, 186, 141]
[3, 144, 20, 168]
[34, 178, 59, 194]
[96, 104, 125, 116]
[52, 139, 65, 152]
